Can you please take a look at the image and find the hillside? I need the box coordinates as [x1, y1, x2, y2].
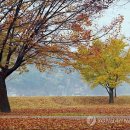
[6, 66, 130, 96]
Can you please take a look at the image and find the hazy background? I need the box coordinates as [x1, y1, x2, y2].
[6, 0, 130, 96]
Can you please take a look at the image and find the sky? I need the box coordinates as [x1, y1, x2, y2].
[99, 0, 130, 37]
[6, 0, 130, 96]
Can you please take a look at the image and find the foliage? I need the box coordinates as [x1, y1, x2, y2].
[72, 37, 130, 90]
[0, 0, 114, 76]
[0, 0, 116, 112]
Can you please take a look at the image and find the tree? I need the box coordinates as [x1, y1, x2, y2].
[0, 0, 115, 112]
[72, 38, 130, 103]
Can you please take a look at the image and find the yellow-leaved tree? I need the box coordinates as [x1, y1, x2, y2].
[72, 37, 130, 103]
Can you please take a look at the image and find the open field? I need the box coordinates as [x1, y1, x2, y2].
[5, 96, 130, 116]
[1, 96, 130, 129]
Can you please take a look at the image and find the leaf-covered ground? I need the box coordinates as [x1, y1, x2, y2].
[0, 96, 130, 129]
[1, 106, 130, 116]
[0, 118, 130, 130]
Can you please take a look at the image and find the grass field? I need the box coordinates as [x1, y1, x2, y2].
[0, 96, 130, 129]
[7, 96, 130, 116]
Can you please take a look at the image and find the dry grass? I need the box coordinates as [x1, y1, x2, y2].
[3, 96, 130, 116]
[9, 96, 130, 109]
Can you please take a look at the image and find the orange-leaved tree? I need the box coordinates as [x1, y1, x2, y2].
[72, 37, 130, 103]
[0, 0, 115, 112]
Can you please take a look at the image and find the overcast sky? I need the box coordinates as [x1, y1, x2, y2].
[99, 0, 130, 37]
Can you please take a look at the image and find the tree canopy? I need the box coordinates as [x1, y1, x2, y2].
[0, 0, 116, 112]
[72, 37, 130, 103]
[0, 0, 114, 76]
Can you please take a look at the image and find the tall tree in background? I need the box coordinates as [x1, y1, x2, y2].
[0, 0, 115, 112]
[72, 38, 130, 103]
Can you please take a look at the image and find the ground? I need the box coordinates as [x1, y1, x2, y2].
[0, 96, 130, 129]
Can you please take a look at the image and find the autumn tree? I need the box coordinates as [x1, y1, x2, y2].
[72, 38, 130, 103]
[0, 0, 115, 112]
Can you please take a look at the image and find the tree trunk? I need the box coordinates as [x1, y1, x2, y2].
[114, 88, 117, 98]
[109, 88, 114, 104]
[0, 76, 11, 112]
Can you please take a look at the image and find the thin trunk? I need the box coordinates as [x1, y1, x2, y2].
[109, 88, 114, 104]
[0, 76, 11, 112]
[115, 88, 117, 98]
